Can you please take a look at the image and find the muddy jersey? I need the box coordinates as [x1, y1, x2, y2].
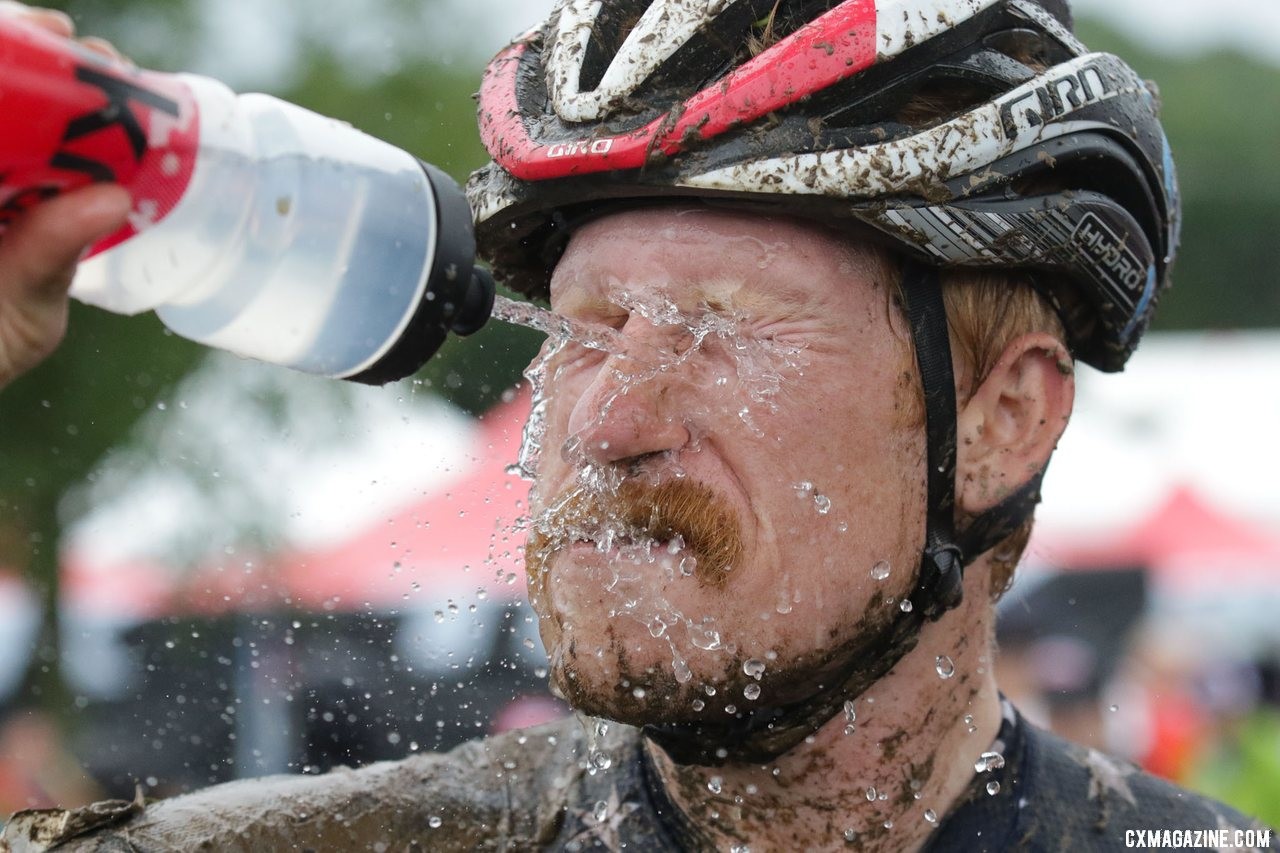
[2, 706, 1274, 852]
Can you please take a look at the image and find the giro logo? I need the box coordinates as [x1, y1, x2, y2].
[1073, 213, 1146, 294]
[998, 61, 1113, 139]
[545, 139, 615, 159]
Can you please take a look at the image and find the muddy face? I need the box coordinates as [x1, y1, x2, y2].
[523, 207, 927, 728]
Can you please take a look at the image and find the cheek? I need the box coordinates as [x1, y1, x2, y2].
[734, 380, 925, 630]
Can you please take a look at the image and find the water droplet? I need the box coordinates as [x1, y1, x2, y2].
[793, 481, 814, 497]
[935, 655, 955, 679]
[986, 780, 1001, 796]
[1108, 704, 1118, 713]
[632, 687, 646, 699]
[899, 599, 914, 613]
[865, 787, 877, 802]
[692, 699, 705, 712]
[587, 750, 612, 774]
[592, 800, 609, 823]
[844, 828, 858, 842]
[844, 700, 857, 724]
[730, 846, 751, 853]
[964, 713, 977, 734]
[708, 776, 723, 794]
[814, 494, 832, 514]
[924, 809, 938, 824]
[743, 659, 766, 679]
[673, 658, 693, 683]
[744, 683, 761, 701]
[883, 820, 894, 829]
[428, 816, 442, 828]
[871, 561, 891, 581]
[691, 629, 722, 651]
[974, 751, 1005, 773]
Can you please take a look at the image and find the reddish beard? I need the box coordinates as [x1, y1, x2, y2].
[522, 476, 745, 721]
[524, 477, 744, 605]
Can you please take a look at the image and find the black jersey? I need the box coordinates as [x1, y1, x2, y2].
[3, 705, 1274, 852]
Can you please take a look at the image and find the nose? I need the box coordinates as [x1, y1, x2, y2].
[564, 346, 692, 468]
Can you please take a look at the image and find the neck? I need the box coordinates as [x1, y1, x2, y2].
[646, 565, 1002, 852]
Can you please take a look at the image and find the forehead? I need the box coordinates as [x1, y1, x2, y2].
[549, 207, 883, 311]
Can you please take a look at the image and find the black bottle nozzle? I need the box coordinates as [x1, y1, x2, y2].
[450, 267, 495, 337]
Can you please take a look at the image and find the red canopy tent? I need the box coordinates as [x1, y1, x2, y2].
[260, 389, 533, 612]
[1038, 484, 1280, 589]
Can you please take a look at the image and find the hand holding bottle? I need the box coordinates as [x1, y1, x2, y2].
[0, 4, 494, 386]
[0, 3, 130, 388]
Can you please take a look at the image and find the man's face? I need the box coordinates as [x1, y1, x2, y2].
[523, 207, 926, 726]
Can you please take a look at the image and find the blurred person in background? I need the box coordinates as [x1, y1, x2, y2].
[1, 1, 1277, 850]
[0, 705, 102, 816]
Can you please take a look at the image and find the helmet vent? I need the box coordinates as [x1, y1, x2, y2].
[547, 0, 744, 123]
[578, 1, 659, 93]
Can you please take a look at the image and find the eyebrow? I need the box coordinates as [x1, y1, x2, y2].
[705, 277, 819, 315]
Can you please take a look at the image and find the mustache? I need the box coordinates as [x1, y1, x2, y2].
[526, 478, 744, 590]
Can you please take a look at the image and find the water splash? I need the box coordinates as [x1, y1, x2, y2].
[496, 284, 814, 678]
[583, 717, 613, 776]
[843, 699, 857, 735]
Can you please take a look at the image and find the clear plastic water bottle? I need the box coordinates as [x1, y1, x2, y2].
[0, 18, 493, 384]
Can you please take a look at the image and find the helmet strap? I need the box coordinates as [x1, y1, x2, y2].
[899, 261, 1048, 620]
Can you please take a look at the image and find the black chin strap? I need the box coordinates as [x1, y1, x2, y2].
[901, 262, 966, 619]
[901, 262, 1047, 619]
[643, 262, 1046, 767]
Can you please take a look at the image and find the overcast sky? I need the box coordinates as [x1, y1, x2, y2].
[196, 0, 1280, 89]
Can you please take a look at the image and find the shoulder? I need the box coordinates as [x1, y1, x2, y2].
[1018, 723, 1277, 850]
[0, 717, 596, 853]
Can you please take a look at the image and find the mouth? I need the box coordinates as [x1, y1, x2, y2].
[570, 529, 687, 555]
[567, 530, 697, 576]
[527, 478, 741, 589]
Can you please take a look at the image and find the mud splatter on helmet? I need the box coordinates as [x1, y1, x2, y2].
[467, 0, 1181, 765]
[470, 0, 1179, 372]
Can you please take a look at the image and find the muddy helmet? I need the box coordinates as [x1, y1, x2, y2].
[468, 0, 1181, 765]
[469, 0, 1180, 373]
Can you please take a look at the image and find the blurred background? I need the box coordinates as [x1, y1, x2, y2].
[0, 0, 1277, 828]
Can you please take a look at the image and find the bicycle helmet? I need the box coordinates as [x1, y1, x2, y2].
[467, 0, 1181, 765]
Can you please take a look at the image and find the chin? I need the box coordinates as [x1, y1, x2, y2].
[546, 641, 740, 728]
[536, 597, 768, 728]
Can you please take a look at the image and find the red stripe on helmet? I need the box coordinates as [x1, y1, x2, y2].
[479, 0, 878, 182]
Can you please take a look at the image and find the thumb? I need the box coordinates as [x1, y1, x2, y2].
[1, 183, 133, 305]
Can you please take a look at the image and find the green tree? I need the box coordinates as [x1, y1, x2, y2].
[1076, 20, 1280, 330]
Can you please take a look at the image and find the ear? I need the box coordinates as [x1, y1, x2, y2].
[956, 333, 1075, 515]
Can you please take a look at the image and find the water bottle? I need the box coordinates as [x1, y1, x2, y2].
[0, 17, 494, 384]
